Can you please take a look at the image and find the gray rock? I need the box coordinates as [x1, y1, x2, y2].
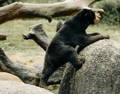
[59, 40, 120, 94]
[0, 72, 22, 82]
[0, 81, 54, 94]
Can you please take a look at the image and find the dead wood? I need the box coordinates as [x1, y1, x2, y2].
[0, 0, 103, 24]
[0, 48, 40, 85]
[23, 24, 49, 51]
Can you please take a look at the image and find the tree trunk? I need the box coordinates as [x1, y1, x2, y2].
[0, 48, 40, 85]
[59, 40, 120, 94]
[0, 0, 104, 24]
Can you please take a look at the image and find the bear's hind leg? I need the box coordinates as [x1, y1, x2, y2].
[68, 50, 85, 70]
[40, 65, 56, 87]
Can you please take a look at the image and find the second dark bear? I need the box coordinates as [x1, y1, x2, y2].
[41, 9, 109, 86]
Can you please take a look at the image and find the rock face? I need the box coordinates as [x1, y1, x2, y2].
[0, 72, 22, 82]
[0, 81, 54, 94]
[59, 40, 120, 94]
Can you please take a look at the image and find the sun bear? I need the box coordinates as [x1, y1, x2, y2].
[40, 9, 109, 86]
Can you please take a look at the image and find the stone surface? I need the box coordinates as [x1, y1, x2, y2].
[0, 81, 54, 94]
[59, 40, 120, 94]
[0, 72, 22, 82]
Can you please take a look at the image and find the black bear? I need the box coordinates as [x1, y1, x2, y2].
[40, 9, 109, 86]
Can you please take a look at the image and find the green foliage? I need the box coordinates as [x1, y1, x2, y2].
[92, 0, 120, 25]
[0, 0, 20, 6]
[8, 0, 21, 3]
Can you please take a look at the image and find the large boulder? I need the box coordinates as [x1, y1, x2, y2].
[0, 72, 22, 82]
[59, 40, 120, 94]
[0, 81, 54, 94]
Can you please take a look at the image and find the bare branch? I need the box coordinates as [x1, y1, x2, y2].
[23, 24, 49, 51]
[0, 48, 40, 85]
[23, 21, 63, 51]
[0, 0, 103, 24]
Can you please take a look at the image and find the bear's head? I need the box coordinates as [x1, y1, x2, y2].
[75, 9, 102, 25]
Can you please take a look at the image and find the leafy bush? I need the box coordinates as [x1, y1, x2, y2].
[92, 0, 120, 25]
[0, 0, 21, 6]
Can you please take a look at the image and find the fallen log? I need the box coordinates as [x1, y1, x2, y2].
[0, 0, 104, 24]
[0, 48, 40, 85]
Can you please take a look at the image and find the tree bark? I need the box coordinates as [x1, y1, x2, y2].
[0, 0, 104, 24]
[0, 48, 40, 85]
[23, 24, 49, 51]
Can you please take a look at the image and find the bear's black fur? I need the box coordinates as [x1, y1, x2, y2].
[41, 9, 109, 86]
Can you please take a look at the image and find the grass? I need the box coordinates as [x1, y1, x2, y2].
[0, 19, 120, 65]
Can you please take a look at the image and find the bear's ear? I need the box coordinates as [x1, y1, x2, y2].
[80, 9, 91, 15]
[82, 9, 96, 24]
[80, 9, 94, 20]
